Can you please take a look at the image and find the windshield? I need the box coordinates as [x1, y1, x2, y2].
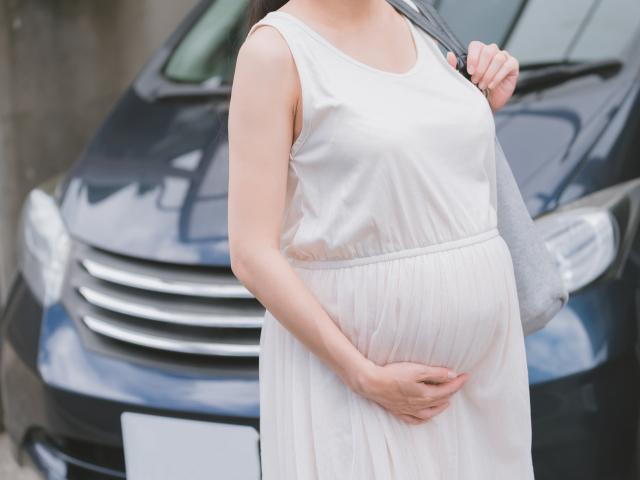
[163, 0, 640, 85]
[163, 0, 250, 84]
[438, 0, 640, 66]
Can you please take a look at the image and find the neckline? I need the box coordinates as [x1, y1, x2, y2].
[269, 10, 424, 78]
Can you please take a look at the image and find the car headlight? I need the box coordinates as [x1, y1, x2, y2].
[16, 174, 71, 307]
[534, 177, 640, 294]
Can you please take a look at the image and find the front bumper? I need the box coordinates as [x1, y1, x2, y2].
[23, 432, 125, 479]
[525, 273, 640, 480]
[0, 272, 260, 479]
[1, 267, 639, 479]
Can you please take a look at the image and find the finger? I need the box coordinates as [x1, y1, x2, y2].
[417, 365, 459, 384]
[472, 42, 499, 85]
[412, 374, 468, 410]
[466, 40, 483, 75]
[398, 413, 423, 425]
[488, 53, 518, 89]
[479, 50, 508, 90]
[472, 42, 495, 84]
[416, 401, 450, 421]
[411, 396, 449, 414]
[446, 51, 457, 69]
[423, 372, 469, 401]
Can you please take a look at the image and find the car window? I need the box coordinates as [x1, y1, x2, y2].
[162, 0, 640, 86]
[436, 0, 525, 48]
[438, 0, 640, 66]
[163, 0, 250, 84]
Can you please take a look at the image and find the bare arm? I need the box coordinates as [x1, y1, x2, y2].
[227, 25, 374, 394]
[227, 24, 468, 424]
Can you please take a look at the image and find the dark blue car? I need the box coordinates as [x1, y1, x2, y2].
[2, 0, 640, 478]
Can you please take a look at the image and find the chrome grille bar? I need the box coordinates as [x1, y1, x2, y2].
[68, 240, 264, 358]
[80, 257, 252, 298]
[82, 314, 260, 357]
[77, 285, 263, 328]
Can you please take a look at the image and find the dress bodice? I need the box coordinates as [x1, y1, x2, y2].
[245, 1, 497, 264]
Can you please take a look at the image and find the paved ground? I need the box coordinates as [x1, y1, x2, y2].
[0, 433, 40, 479]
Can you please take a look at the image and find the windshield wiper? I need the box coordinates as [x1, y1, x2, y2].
[151, 82, 232, 100]
[515, 59, 623, 94]
[146, 73, 233, 100]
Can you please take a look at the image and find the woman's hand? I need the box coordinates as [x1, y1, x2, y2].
[353, 360, 470, 425]
[446, 41, 519, 113]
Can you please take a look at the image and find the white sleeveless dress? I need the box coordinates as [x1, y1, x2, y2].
[246, 4, 535, 479]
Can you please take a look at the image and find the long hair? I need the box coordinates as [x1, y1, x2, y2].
[248, 0, 288, 27]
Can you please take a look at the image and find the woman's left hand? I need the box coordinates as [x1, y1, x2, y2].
[446, 41, 519, 113]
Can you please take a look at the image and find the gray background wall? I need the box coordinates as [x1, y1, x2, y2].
[0, 0, 197, 306]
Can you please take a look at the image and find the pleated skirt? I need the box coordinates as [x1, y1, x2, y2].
[258, 228, 535, 480]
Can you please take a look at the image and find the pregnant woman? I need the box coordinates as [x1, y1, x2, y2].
[228, 0, 532, 478]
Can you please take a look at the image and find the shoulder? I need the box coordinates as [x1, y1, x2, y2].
[231, 19, 301, 114]
[236, 20, 297, 80]
[230, 19, 301, 122]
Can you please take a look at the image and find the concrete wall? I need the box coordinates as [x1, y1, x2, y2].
[0, 0, 197, 306]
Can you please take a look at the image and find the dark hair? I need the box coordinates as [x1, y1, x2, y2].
[248, 0, 288, 27]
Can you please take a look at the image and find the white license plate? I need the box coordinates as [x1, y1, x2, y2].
[121, 412, 261, 480]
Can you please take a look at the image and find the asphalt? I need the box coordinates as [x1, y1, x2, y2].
[0, 433, 39, 479]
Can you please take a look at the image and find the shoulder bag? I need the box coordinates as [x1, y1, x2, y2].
[387, 0, 570, 336]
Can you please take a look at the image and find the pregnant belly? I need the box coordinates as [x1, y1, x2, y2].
[292, 234, 517, 374]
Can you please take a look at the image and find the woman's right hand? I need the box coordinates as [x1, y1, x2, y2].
[352, 360, 470, 425]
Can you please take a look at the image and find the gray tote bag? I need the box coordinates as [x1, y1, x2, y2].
[388, 0, 570, 335]
[493, 138, 569, 335]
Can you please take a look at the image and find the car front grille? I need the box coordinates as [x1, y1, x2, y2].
[63, 239, 264, 358]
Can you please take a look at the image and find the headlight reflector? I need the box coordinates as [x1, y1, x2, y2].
[535, 206, 619, 293]
[17, 185, 71, 307]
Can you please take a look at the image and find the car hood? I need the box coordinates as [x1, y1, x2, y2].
[60, 75, 634, 267]
[60, 89, 233, 266]
[495, 72, 634, 215]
